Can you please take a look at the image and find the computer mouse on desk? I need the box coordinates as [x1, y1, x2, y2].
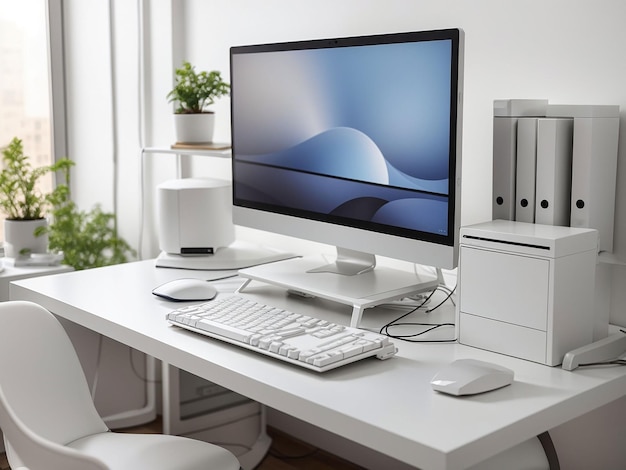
[152, 278, 217, 302]
[430, 359, 514, 396]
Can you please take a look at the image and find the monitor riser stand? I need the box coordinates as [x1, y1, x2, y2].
[237, 255, 441, 328]
[155, 240, 296, 271]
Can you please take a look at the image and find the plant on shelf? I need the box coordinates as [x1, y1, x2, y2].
[166, 61, 230, 143]
[43, 163, 136, 271]
[0, 137, 73, 257]
[167, 61, 230, 114]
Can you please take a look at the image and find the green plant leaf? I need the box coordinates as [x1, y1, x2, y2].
[166, 61, 230, 114]
[0, 137, 136, 270]
[44, 164, 136, 270]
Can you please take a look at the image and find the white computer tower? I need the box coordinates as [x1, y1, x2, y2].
[457, 220, 598, 366]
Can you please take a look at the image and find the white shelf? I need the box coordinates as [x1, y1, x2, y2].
[140, 144, 231, 179]
[142, 144, 231, 158]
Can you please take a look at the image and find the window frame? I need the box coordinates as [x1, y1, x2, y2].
[47, 0, 68, 166]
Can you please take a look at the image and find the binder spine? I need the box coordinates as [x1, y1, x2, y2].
[515, 118, 539, 223]
[492, 117, 518, 220]
[535, 118, 574, 227]
[570, 115, 620, 252]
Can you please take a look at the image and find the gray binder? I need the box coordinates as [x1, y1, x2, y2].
[515, 118, 539, 223]
[535, 118, 574, 227]
[492, 99, 548, 220]
[547, 105, 620, 252]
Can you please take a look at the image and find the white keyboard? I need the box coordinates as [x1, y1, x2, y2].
[166, 295, 397, 372]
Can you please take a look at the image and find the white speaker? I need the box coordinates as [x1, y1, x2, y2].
[157, 178, 234, 255]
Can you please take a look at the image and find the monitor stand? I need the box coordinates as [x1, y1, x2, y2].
[155, 240, 296, 271]
[237, 248, 442, 328]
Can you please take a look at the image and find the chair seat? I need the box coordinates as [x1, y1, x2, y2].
[67, 431, 240, 470]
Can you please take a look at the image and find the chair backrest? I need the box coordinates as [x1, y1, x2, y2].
[0, 386, 107, 470]
[0, 301, 110, 469]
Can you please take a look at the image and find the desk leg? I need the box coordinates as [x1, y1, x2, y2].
[161, 362, 183, 435]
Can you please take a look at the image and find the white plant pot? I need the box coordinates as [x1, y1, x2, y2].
[4, 218, 49, 258]
[174, 112, 215, 144]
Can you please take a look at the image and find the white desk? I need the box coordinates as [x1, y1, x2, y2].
[0, 262, 72, 300]
[9, 260, 626, 470]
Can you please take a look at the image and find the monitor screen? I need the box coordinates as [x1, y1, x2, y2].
[230, 28, 464, 274]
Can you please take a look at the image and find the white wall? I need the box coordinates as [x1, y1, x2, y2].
[61, 0, 626, 468]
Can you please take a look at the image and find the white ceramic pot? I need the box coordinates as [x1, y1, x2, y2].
[3, 218, 49, 258]
[174, 112, 215, 143]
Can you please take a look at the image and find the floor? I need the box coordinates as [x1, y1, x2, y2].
[0, 419, 363, 470]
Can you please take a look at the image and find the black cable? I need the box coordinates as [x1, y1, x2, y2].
[378, 284, 457, 343]
[425, 283, 457, 313]
[383, 322, 456, 341]
[577, 359, 626, 367]
[379, 289, 436, 334]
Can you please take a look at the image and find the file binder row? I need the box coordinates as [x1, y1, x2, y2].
[492, 100, 620, 253]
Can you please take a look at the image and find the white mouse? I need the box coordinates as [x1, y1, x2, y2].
[152, 278, 217, 302]
[430, 359, 514, 396]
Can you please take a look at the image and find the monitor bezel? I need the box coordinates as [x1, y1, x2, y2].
[230, 28, 464, 270]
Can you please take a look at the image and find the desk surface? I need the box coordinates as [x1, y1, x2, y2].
[10, 260, 626, 470]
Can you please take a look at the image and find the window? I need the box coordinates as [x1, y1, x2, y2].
[0, 0, 60, 240]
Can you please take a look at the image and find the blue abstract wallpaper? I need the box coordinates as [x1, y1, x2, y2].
[232, 38, 453, 237]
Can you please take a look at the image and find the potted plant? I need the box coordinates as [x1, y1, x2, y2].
[166, 61, 230, 144]
[0, 137, 73, 258]
[43, 163, 136, 270]
[0, 137, 135, 269]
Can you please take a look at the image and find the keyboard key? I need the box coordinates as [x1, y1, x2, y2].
[196, 318, 252, 343]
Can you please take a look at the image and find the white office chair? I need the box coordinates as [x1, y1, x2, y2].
[0, 300, 241, 470]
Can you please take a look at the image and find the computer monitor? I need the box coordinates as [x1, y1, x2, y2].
[230, 28, 464, 322]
